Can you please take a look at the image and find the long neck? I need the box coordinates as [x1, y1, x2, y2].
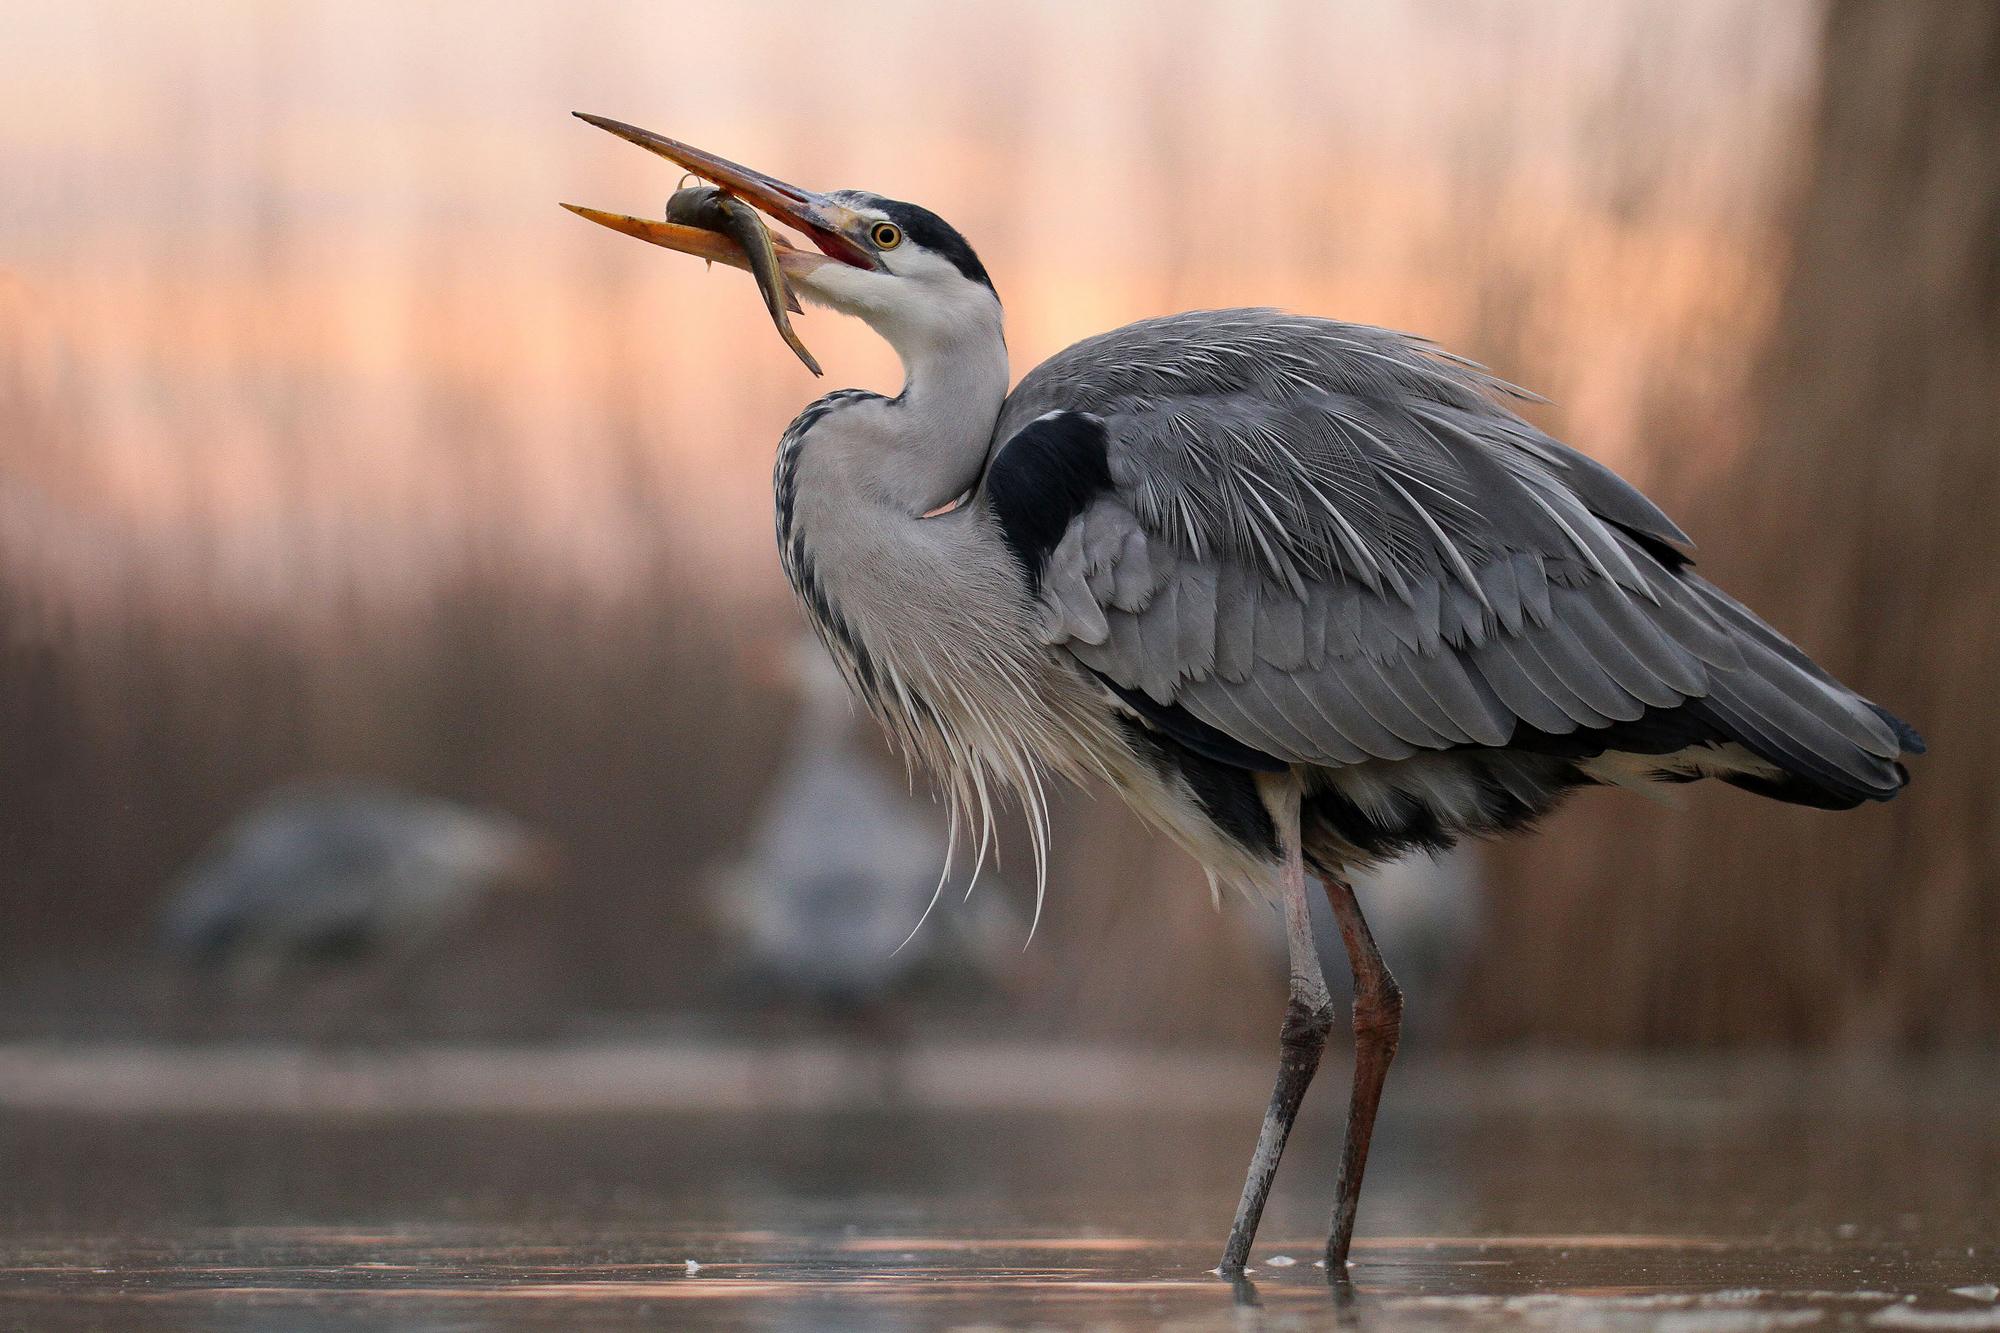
[771, 290, 1015, 719]
[771, 294, 1104, 897]
[870, 310, 1010, 514]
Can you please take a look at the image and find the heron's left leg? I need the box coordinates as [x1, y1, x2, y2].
[1322, 874, 1404, 1273]
[1220, 777, 1334, 1274]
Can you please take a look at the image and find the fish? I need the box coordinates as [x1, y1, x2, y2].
[666, 184, 821, 377]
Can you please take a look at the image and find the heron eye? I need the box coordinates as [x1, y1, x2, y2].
[870, 221, 903, 250]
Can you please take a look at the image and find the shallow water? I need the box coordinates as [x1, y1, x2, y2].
[2, 1051, 1995, 1329]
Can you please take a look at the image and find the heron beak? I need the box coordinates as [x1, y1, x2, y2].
[563, 113, 879, 273]
[557, 204, 808, 316]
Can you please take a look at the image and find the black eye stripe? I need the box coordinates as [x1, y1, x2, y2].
[826, 190, 998, 296]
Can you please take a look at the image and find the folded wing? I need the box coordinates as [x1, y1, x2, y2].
[985, 310, 1914, 808]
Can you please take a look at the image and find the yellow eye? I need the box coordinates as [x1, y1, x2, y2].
[870, 221, 903, 250]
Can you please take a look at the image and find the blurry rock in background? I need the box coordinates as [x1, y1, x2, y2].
[1250, 849, 1481, 1040]
[157, 779, 558, 1034]
[705, 639, 1029, 1034]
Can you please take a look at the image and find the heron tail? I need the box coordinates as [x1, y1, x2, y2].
[1679, 575, 1922, 810]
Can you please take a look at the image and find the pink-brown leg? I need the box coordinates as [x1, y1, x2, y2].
[1322, 874, 1404, 1272]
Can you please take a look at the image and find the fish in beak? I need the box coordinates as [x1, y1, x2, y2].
[664, 184, 819, 376]
[562, 113, 882, 376]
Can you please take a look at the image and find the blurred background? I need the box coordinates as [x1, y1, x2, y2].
[1, 0, 1993, 1057]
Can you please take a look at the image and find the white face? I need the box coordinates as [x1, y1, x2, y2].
[787, 196, 1003, 358]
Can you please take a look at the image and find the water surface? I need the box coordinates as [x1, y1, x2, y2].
[3, 1052, 1995, 1329]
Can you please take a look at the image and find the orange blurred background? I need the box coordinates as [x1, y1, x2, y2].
[1, 1, 1988, 1045]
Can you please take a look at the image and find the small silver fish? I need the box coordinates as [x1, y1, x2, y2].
[666, 184, 820, 377]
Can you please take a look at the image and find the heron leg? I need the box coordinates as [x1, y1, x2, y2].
[1322, 874, 1404, 1273]
[1220, 779, 1334, 1274]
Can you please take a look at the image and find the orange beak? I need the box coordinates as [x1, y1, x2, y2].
[562, 113, 880, 280]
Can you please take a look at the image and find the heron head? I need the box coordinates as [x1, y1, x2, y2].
[564, 114, 1000, 365]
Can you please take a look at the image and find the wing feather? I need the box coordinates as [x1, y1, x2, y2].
[1468, 638, 1586, 735]
[1498, 632, 1624, 728]
[1173, 559, 1219, 679]
[984, 310, 1916, 806]
[1261, 663, 1416, 760]
[1321, 653, 1454, 750]
[1563, 586, 1702, 707]
[1212, 561, 1258, 680]
[1352, 648, 1478, 747]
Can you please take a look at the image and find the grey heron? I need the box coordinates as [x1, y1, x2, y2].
[707, 636, 1025, 1017]
[159, 778, 554, 993]
[565, 116, 1925, 1274]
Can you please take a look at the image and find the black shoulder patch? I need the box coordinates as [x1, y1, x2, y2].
[983, 411, 1114, 583]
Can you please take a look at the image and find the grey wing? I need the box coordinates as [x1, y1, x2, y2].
[989, 310, 1912, 806]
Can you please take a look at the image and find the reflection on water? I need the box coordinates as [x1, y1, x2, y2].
[3, 1055, 1995, 1329]
[12, 1232, 1995, 1331]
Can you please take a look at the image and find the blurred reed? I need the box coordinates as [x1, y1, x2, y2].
[1464, 0, 2000, 1046]
[9, 0, 1938, 1044]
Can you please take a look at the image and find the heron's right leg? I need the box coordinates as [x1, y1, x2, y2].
[1220, 779, 1334, 1274]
